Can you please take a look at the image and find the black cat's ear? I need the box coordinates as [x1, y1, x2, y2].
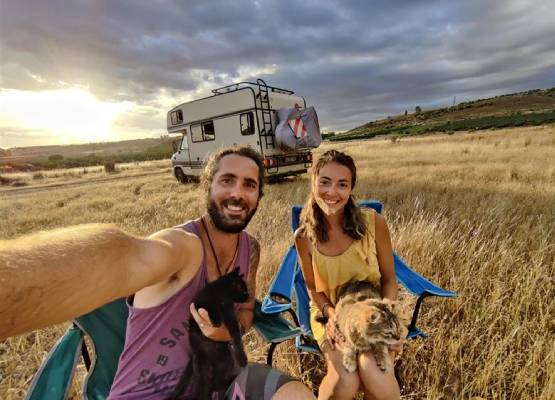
[230, 267, 240, 276]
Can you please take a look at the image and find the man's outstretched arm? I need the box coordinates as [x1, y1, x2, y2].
[0, 224, 201, 340]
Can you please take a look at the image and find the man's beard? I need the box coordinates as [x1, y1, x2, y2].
[206, 196, 258, 234]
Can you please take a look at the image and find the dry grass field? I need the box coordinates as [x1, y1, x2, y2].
[1, 125, 554, 399]
[0, 160, 170, 190]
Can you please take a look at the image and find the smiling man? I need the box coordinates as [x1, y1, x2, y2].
[0, 145, 315, 400]
[107, 146, 314, 399]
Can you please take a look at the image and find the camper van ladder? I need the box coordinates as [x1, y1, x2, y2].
[256, 79, 275, 149]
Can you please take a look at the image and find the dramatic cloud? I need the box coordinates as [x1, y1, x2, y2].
[1, 0, 554, 146]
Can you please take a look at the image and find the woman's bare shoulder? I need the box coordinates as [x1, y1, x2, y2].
[294, 227, 309, 243]
[294, 227, 312, 253]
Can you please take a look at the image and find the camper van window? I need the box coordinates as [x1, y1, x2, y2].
[240, 112, 255, 135]
[191, 120, 215, 142]
[170, 110, 183, 125]
[202, 121, 215, 141]
[191, 124, 203, 142]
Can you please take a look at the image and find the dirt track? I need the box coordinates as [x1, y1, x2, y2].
[0, 170, 168, 198]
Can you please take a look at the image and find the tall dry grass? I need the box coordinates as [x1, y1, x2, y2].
[1, 125, 554, 399]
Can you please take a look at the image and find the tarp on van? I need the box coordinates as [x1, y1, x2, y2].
[275, 106, 322, 150]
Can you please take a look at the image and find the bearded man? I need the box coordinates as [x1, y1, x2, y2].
[0, 146, 314, 400]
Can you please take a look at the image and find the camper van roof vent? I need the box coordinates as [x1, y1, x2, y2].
[212, 80, 294, 96]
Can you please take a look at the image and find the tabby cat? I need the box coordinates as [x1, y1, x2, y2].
[168, 267, 249, 400]
[316, 281, 407, 373]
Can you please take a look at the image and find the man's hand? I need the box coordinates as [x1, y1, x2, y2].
[190, 303, 232, 342]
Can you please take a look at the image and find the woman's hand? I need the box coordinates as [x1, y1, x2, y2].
[190, 303, 232, 342]
[325, 308, 345, 350]
[388, 339, 404, 357]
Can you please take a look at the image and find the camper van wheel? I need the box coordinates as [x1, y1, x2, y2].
[175, 168, 188, 184]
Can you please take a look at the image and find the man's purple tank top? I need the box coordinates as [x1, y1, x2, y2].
[108, 221, 251, 399]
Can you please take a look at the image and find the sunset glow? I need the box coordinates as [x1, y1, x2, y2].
[0, 88, 131, 146]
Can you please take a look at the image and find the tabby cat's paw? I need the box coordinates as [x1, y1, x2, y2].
[342, 354, 358, 373]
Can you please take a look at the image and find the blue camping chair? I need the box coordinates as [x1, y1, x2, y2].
[26, 299, 129, 400]
[27, 302, 299, 399]
[257, 200, 456, 365]
[27, 299, 299, 399]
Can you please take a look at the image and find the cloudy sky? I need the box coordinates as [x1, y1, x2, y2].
[1, 0, 554, 148]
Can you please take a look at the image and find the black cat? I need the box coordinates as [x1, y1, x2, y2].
[168, 267, 250, 400]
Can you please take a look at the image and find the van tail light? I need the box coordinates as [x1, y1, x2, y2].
[264, 157, 277, 167]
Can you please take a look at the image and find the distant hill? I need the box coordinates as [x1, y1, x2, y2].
[1, 137, 178, 170]
[332, 87, 555, 141]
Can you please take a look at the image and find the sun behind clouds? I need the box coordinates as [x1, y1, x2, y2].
[0, 88, 131, 145]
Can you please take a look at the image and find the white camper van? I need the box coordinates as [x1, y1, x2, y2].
[167, 79, 315, 183]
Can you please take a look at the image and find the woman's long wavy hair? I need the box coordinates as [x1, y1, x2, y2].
[300, 150, 367, 243]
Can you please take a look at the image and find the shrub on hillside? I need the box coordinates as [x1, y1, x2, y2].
[0, 175, 11, 185]
[0, 175, 27, 187]
[48, 154, 64, 162]
[104, 161, 116, 173]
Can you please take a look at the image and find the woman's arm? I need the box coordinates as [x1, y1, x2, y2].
[0, 224, 202, 340]
[295, 231, 333, 313]
[375, 213, 397, 301]
[296, 231, 342, 348]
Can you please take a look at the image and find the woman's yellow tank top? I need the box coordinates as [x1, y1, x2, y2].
[312, 208, 381, 304]
[309, 208, 382, 345]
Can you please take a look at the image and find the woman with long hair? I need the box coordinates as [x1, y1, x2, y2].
[295, 150, 402, 400]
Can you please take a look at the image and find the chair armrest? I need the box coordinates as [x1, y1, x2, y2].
[394, 253, 456, 298]
[261, 246, 298, 314]
[26, 326, 84, 400]
[393, 253, 456, 340]
[254, 301, 302, 343]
